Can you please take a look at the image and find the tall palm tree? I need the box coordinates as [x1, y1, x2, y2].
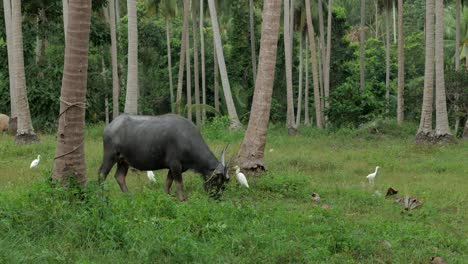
[434, 0, 452, 141]
[192, 0, 201, 125]
[318, 0, 326, 92]
[176, 0, 189, 114]
[12, 0, 38, 144]
[185, 3, 192, 122]
[53, 0, 92, 184]
[160, 0, 176, 112]
[385, 0, 390, 102]
[208, 0, 242, 129]
[249, 0, 257, 82]
[200, 0, 206, 122]
[214, 46, 220, 112]
[360, 0, 365, 91]
[124, 0, 139, 114]
[455, 0, 461, 70]
[108, 0, 120, 119]
[237, 0, 282, 171]
[416, 0, 435, 143]
[397, 0, 404, 124]
[392, 0, 396, 43]
[305, 0, 323, 128]
[284, 0, 297, 135]
[63, 0, 68, 39]
[296, 34, 303, 127]
[304, 34, 310, 126]
[3, 0, 16, 133]
[324, 0, 333, 122]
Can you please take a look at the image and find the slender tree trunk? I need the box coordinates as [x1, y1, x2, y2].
[392, 0, 396, 43]
[249, 0, 257, 82]
[305, 0, 323, 128]
[200, 0, 206, 122]
[360, 0, 365, 91]
[186, 6, 192, 122]
[317, 40, 325, 121]
[35, 9, 47, 64]
[53, 0, 92, 184]
[109, 0, 120, 119]
[434, 0, 452, 141]
[455, 0, 460, 71]
[12, 0, 38, 144]
[116, 0, 120, 28]
[63, 0, 68, 39]
[284, 0, 297, 135]
[304, 34, 310, 126]
[397, 0, 404, 125]
[385, 0, 390, 103]
[105, 97, 109, 125]
[176, 0, 189, 114]
[214, 47, 220, 112]
[208, 0, 242, 129]
[296, 34, 303, 127]
[318, 0, 325, 91]
[463, 119, 468, 139]
[375, 1, 378, 38]
[124, 0, 138, 114]
[416, 0, 435, 143]
[166, 18, 174, 113]
[237, 0, 282, 171]
[324, 0, 332, 122]
[192, 3, 201, 125]
[3, 0, 16, 128]
[290, 0, 294, 61]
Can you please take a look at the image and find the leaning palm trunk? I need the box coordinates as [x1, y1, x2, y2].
[296, 34, 303, 127]
[434, 0, 452, 142]
[305, 0, 323, 128]
[192, 3, 201, 125]
[455, 0, 460, 71]
[249, 0, 257, 82]
[237, 0, 282, 171]
[208, 0, 242, 129]
[3, 0, 16, 132]
[397, 0, 404, 125]
[304, 35, 310, 126]
[185, 10, 192, 122]
[12, 0, 38, 144]
[53, 0, 92, 184]
[166, 18, 174, 113]
[359, 0, 365, 91]
[124, 0, 138, 114]
[200, 0, 206, 122]
[284, 0, 297, 135]
[108, 0, 120, 119]
[385, 0, 390, 103]
[176, 0, 189, 114]
[416, 0, 435, 143]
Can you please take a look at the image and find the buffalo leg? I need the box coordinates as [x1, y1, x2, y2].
[164, 170, 174, 194]
[98, 154, 116, 187]
[114, 161, 130, 192]
[169, 163, 186, 201]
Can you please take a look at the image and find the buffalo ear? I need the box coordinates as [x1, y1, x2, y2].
[220, 144, 229, 166]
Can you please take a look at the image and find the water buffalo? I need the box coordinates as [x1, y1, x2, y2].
[98, 114, 230, 200]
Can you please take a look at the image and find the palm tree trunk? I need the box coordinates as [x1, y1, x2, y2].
[109, 0, 120, 119]
[455, 0, 460, 71]
[166, 18, 174, 113]
[63, 0, 68, 39]
[284, 0, 297, 135]
[416, 0, 435, 143]
[192, 2, 201, 125]
[237, 0, 282, 171]
[12, 0, 38, 144]
[397, 0, 404, 125]
[304, 34, 310, 126]
[317, 40, 325, 121]
[249, 0, 257, 82]
[296, 34, 303, 127]
[305, 0, 323, 128]
[375, 1, 378, 38]
[214, 47, 219, 112]
[434, 0, 452, 141]
[463, 119, 468, 139]
[318, 0, 325, 91]
[176, 0, 189, 114]
[385, 0, 390, 103]
[124, 0, 138, 114]
[208, 0, 242, 129]
[200, 0, 206, 122]
[3, 0, 16, 127]
[53, 0, 92, 184]
[359, 0, 365, 91]
[392, 0, 396, 43]
[324, 0, 332, 122]
[185, 5, 192, 122]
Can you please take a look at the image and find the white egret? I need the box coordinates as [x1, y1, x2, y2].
[30, 155, 40, 169]
[366, 166, 380, 185]
[147, 171, 156, 182]
[233, 166, 249, 188]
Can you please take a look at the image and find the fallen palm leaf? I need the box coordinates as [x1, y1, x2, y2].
[396, 196, 422, 210]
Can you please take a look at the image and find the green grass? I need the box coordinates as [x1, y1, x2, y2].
[0, 123, 467, 263]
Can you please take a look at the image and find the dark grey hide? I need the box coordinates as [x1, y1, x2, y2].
[98, 114, 230, 200]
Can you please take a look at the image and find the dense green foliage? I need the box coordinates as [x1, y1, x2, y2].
[0, 124, 467, 262]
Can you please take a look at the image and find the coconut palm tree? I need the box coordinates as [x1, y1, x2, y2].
[53, 0, 92, 184]
[305, 0, 323, 128]
[397, 0, 404, 125]
[192, 0, 201, 125]
[434, 0, 453, 141]
[208, 0, 242, 129]
[296, 33, 304, 127]
[249, 0, 257, 83]
[3, 0, 16, 133]
[159, 0, 176, 112]
[284, 0, 297, 135]
[360, 0, 365, 91]
[176, 0, 189, 114]
[185, 2, 192, 122]
[304, 34, 310, 126]
[385, 0, 390, 102]
[237, 0, 282, 171]
[200, 0, 206, 122]
[12, 0, 38, 144]
[108, 0, 120, 119]
[323, 0, 333, 123]
[456, 0, 461, 70]
[124, 0, 139, 114]
[63, 0, 68, 39]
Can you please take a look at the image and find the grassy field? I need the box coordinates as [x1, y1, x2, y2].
[0, 122, 467, 263]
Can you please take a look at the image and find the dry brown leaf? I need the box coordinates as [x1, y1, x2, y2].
[386, 187, 398, 197]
